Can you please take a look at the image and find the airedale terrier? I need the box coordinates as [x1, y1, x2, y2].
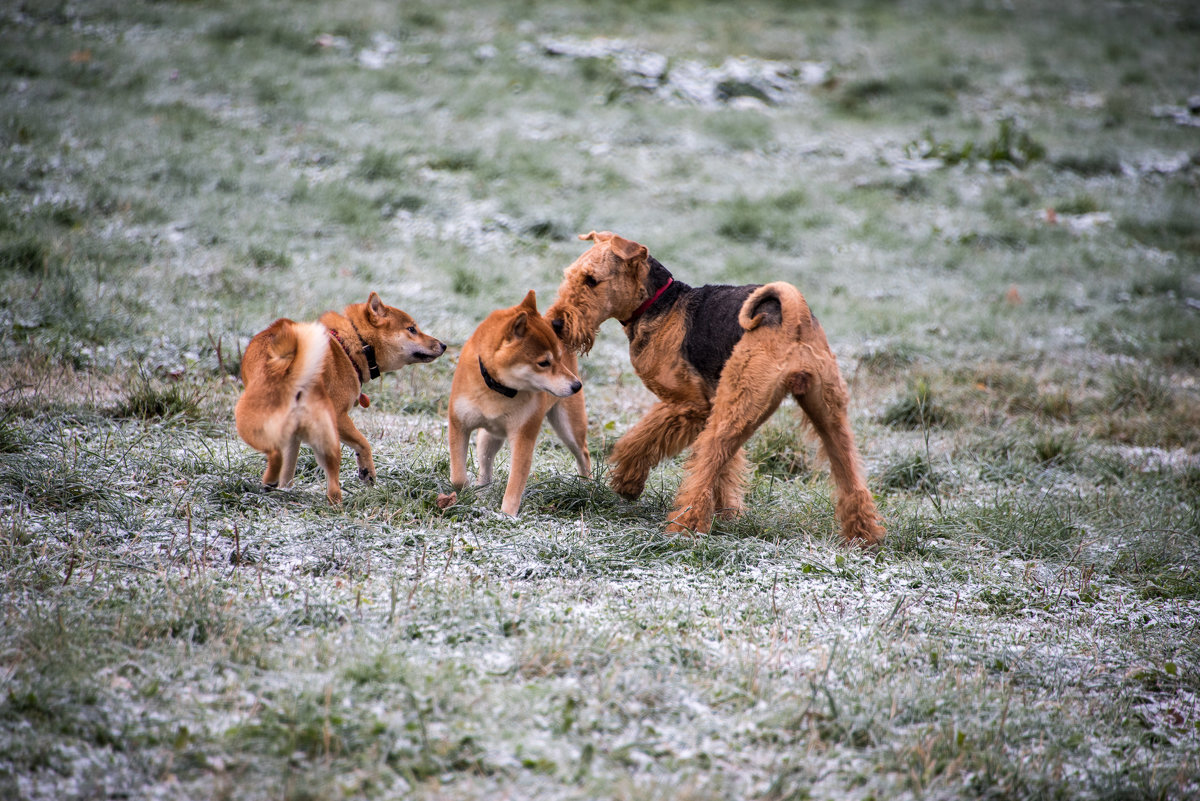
[546, 231, 884, 545]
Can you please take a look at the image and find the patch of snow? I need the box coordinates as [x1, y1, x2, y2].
[1151, 97, 1200, 128]
[534, 35, 828, 109]
[1127, 151, 1195, 175]
[1039, 208, 1114, 235]
[358, 32, 398, 70]
[1112, 446, 1200, 474]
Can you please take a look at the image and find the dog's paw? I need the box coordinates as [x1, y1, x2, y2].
[664, 520, 700, 537]
[326, 488, 343, 505]
[609, 474, 646, 500]
[666, 505, 710, 536]
[436, 491, 458, 510]
[359, 467, 376, 484]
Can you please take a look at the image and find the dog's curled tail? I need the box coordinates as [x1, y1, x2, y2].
[266, 320, 329, 397]
[236, 320, 329, 453]
[738, 281, 812, 336]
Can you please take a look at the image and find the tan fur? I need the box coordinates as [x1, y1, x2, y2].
[546, 233, 885, 546]
[448, 290, 591, 516]
[235, 292, 445, 504]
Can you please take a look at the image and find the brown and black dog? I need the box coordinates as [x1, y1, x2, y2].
[546, 231, 884, 545]
[235, 292, 445, 503]
[447, 290, 590, 516]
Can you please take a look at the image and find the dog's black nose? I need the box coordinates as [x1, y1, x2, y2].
[551, 318, 564, 334]
[570, 380, 582, 395]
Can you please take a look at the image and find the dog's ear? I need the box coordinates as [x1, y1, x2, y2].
[519, 289, 538, 313]
[609, 235, 648, 263]
[508, 310, 528, 340]
[366, 292, 386, 324]
[579, 230, 615, 243]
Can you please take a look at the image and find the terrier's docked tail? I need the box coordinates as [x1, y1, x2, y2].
[738, 281, 813, 335]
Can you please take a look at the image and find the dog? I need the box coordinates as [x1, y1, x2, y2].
[235, 292, 445, 503]
[545, 231, 884, 545]
[446, 289, 591, 516]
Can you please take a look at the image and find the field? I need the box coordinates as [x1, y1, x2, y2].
[2, 0, 1199, 798]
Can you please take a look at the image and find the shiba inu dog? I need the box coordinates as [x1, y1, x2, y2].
[235, 292, 445, 503]
[446, 290, 590, 516]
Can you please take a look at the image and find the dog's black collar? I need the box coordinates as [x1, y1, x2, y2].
[349, 322, 381, 380]
[478, 357, 518, 398]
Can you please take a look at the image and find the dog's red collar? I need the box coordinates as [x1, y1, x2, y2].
[621, 277, 674, 327]
[329, 327, 379, 385]
[329, 329, 365, 385]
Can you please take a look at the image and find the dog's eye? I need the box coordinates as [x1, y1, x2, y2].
[538, 359, 551, 368]
[583, 275, 598, 288]
[407, 326, 417, 335]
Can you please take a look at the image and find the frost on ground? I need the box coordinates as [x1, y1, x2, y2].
[2, 0, 1199, 799]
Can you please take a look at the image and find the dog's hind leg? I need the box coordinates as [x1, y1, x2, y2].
[310, 417, 344, 504]
[793, 360, 884, 545]
[546, 394, 592, 478]
[713, 447, 750, 520]
[277, 435, 302, 489]
[609, 402, 707, 499]
[336, 413, 375, 484]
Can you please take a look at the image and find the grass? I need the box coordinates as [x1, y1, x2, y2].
[1, 0, 1199, 799]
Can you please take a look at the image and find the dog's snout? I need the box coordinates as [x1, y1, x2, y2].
[569, 380, 582, 395]
[435, 340, 447, 353]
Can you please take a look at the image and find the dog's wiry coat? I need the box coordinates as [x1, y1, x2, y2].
[546, 231, 884, 545]
[235, 292, 445, 504]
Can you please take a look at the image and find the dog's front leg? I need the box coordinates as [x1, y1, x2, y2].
[475, 430, 504, 487]
[262, 448, 284, 488]
[609, 402, 706, 499]
[448, 415, 471, 489]
[337, 413, 375, 484]
[546, 396, 592, 479]
[500, 419, 541, 516]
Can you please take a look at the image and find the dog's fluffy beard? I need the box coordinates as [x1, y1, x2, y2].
[546, 299, 599, 355]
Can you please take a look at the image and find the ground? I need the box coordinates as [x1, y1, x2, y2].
[1, 1, 1198, 799]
